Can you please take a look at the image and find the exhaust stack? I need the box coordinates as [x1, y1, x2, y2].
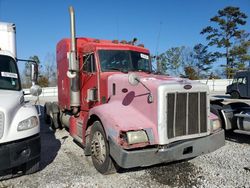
[68, 6, 80, 111]
[69, 6, 76, 56]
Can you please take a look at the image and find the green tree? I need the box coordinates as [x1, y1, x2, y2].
[22, 55, 41, 88]
[193, 43, 216, 78]
[43, 53, 57, 86]
[157, 46, 184, 75]
[230, 33, 250, 68]
[157, 46, 197, 77]
[21, 54, 57, 88]
[38, 75, 49, 87]
[201, 6, 249, 78]
[183, 66, 199, 80]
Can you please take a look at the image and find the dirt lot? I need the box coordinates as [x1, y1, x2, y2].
[0, 101, 250, 188]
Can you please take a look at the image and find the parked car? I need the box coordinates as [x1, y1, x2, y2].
[226, 70, 250, 99]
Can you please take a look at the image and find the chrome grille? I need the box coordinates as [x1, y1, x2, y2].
[166, 92, 207, 139]
[0, 111, 4, 139]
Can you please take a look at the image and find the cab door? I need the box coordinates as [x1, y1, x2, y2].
[80, 53, 99, 111]
[237, 76, 247, 97]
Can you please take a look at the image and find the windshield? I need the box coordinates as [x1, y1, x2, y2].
[98, 50, 151, 73]
[0, 55, 21, 91]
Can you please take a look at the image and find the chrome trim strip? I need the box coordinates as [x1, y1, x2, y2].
[186, 93, 189, 135]
[198, 92, 201, 133]
[173, 93, 177, 137]
[157, 83, 210, 145]
[0, 111, 5, 139]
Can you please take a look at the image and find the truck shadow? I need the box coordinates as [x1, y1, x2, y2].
[38, 106, 61, 170]
[118, 160, 202, 187]
[146, 161, 202, 187]
[225, 131, 250, 144]
[213, 95, 231, 99]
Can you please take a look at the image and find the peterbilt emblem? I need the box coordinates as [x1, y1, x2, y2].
[184, 85, 192, 90]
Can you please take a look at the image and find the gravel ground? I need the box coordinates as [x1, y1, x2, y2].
[1, 110, 250, 187]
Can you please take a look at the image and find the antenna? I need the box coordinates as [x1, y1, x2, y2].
[154, 22, 162, 72]
[116, 17, 119, 39]
[0, 0, 2, 21]
[155, 22, 162, 57]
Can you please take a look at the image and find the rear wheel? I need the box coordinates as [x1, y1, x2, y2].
[43, 103, 51, 124]
[90, 121, 116, 174]
[50, 113, 59, 130]
[44, 102, 60, 130]
[231, 91, 240, 99]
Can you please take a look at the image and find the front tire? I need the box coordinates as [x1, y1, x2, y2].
[90, 121, 116, 174]
[231, 91, 240, 99]
[25, 157, 40, 175]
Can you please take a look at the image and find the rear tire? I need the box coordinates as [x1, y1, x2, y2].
[51, 113, 59, 130]
[231, 91, 240, 99]
[44, 102, 60, 130]
[43, 103, 51, 124]
[90, 121, 116, 174]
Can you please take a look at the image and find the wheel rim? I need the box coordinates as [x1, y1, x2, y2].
[232, 92, 238, 98]
[91, 131, 106, 164]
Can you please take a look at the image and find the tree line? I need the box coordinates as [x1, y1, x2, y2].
[21, 6, 250, 88]
[155, 6, 250, 79]
[21, 53, 57, 88]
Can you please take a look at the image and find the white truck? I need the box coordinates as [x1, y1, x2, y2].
[0, 22, 41, 179]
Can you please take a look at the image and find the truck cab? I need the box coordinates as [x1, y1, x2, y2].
[0, 22, 41, 178]
[226, 70, 250, 99]
[46, 38, 225, 174]
[44, 7, 225, 174]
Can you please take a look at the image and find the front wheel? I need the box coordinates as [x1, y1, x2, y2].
[25, 157, 40, 175]
[90, 121, 116, 174]
[231, 91, 240, 99]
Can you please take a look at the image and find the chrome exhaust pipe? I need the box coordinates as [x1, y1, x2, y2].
[69, 6, 76, 54]
[68, 6, 80, 110]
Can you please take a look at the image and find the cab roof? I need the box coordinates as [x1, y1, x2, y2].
[57, 37, 150, 54]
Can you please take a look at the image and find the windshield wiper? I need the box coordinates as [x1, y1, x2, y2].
[137, 69, 152, 74]
[109, 67, 128, 73]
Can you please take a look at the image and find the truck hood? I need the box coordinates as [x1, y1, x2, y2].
[92, 73, 209, 145]
[0, 89, 40, 143]
[0, 89, 24, 132]
[108, 73, 205, 96]
[0, 90, 23, 113]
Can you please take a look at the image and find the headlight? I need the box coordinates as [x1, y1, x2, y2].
[211, 119, 221, 132]
[126, 130, 149, 144]
[17, 116, 38, 131]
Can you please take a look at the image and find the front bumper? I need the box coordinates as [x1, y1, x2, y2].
[110, 130, 225, 168]
[0, 134, 40, 171]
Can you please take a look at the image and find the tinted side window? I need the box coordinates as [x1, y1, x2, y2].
[0, 55, 20, 91]
[232, 78, 237, 83]
[237, 77, 247, 85]
[83, 54, 96, 73]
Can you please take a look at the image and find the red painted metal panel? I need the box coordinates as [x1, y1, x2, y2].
[57, 37, 149, 111]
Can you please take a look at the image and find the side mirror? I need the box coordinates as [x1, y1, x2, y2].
[87, 88, 97, 102]
[30, 62, 38, 84]
[128, 73, 140, 86]
[30, 84, 42, 96]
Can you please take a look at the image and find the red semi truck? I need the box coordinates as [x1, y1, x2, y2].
[44, 7, 225, 174]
